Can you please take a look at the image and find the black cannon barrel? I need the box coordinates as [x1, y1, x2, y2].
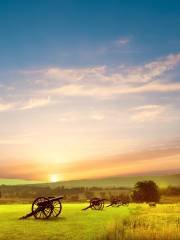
[36, 196, 64, 207]
[49, 196, 64, 201]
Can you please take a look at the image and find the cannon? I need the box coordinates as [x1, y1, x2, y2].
[106, 198, 121, 207]
[106, 198, 129, 207]
[121, 200, 129, 206]
[19, 196, 63, 220]
[82, 197, 105, 211]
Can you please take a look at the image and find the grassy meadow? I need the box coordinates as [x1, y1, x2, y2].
[0, 203, 179, 240]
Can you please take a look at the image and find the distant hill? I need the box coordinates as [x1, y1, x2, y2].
[1, 174, 179, 188]
[37, 174, 180, 189]
[0, 178, 42, 186]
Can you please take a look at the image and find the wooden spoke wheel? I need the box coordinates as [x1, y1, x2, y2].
[51, 199, 62, 217]
[32, 197, 53, 219]
[99, 200, 104, 210]
[90, 199, 104, 210]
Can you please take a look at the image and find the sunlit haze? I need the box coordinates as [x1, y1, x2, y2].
[50, 174, 60, 183]
[0, 1, 180, 182]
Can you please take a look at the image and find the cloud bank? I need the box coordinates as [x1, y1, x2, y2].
[0, 53, 179, 111]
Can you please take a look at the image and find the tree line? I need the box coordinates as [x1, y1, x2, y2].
[0, 181, 179, 203]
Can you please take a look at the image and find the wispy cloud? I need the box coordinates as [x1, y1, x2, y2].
[107, 53, 180, 84]
[46, 81, 180, 98]
[114, 37, 130, 47]
[1, 53, 180, 111]
[20, 97, 51, 110]
[20, 53, 180, 85]
[0, 98, 52, 112]
[131, 105, 165, 122]
[58, 110, 106, 122]
[90, 112, 105, 121]
[0, 102, 13, 112]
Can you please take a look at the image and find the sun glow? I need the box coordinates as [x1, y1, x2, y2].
[50, 174, 59, 183]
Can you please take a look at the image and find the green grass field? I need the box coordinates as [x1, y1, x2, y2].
[0, 203, 179, 240]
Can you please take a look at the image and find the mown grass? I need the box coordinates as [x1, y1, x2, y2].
[0, 203, 179, 240]
[99, 203, 180, 240]
[0, 203, 129, 240]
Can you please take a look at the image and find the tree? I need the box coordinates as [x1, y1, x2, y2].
[131, 180, 160, 203]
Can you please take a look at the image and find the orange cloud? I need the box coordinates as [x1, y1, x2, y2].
[1, 146, 180, 181]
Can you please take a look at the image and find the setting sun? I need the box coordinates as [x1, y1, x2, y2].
[50, 174, 59, 183]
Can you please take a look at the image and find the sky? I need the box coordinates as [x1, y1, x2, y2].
[0, 0, 180, 182]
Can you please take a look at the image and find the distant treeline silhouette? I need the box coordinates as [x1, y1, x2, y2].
[0, 183, 179, 203]
[0, 185, 130, 202]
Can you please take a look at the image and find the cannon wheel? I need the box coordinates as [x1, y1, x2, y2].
[99, 200, 104, 210]
[51, 199, 62, 217]
[32, 197, 53, 219]
[91, 199, 104, 210]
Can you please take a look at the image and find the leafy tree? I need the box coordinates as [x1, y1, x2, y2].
[131, 180, 160, 203]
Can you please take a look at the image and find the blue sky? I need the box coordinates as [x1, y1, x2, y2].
[0, 0, 180, 69]
[0, 0, 180, 181]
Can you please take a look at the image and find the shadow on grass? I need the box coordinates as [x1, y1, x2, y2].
[47, 216, 67, 222]
[18, 216, 67, 221]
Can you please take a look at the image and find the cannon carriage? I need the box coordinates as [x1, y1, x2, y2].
[20, 196, 63, 220]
